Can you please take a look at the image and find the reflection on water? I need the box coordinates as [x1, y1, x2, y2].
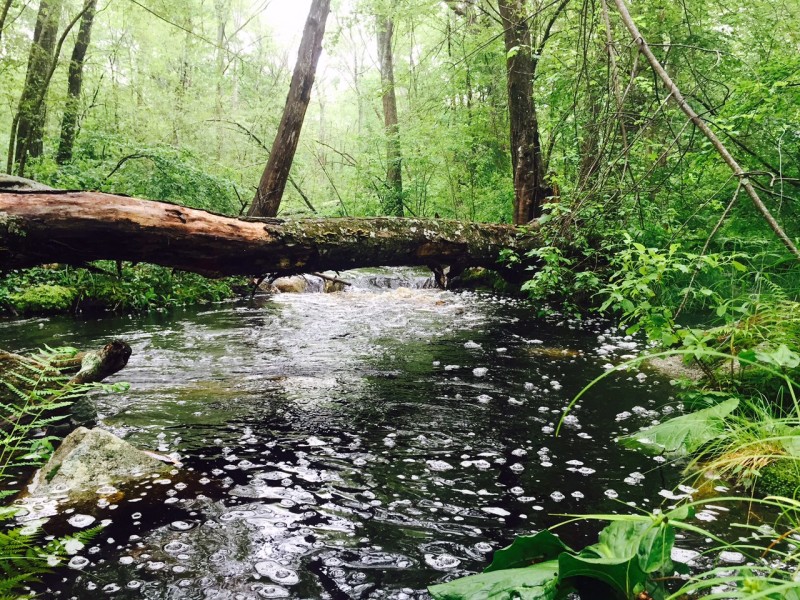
[0, 268, 685, 598]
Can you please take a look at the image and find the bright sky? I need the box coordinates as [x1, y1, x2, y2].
[263, 0, 315, 53]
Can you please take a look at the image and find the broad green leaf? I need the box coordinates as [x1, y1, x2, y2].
[755, 344, 800, 369]
[559, 520, 674, 597]
[485, 531, 574, 573]
[618, 398, 739, 456]
[429, 561, 562, 600]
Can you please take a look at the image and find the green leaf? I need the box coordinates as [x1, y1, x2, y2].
[731, 260, 747, 272]
[559, 519, 674, 597]
[618, 398, 739, 456]
[429, 561, 562, 600]
[755, 344, 800, 369]
[485, 531, 574, 573]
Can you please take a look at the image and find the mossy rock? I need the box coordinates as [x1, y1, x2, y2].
[8, 284, 77, 313]
[756, 459, 800, 498]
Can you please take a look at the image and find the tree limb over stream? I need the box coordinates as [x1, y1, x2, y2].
[0, 191, 541, 278]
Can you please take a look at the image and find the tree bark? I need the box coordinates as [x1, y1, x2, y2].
[611, 0, 800, 260]
[377, 16, 404, 217]
[0, 0, 14, 45]
[497, 0, 546, 225]
[248, 0, 331, 217]
[7, 0, 63, 174]
[0, 191, 541, 277]
[56, 0, 97, 165]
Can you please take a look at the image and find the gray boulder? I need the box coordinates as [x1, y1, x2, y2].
[27, 427, 172, 502]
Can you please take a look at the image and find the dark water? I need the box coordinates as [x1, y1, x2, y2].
[0, 269, 697, 599]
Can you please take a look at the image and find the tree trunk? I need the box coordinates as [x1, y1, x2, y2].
[377, 16, 404, 217]
[7, 0, 63, 175]
[0, 191, 541, 277]
[56, 0, 97, 165]
[497, 0, 547, 224]
[0, 0, 14, 45]
[248, 0, 331, 217]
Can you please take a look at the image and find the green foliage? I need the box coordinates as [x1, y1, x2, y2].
[619, 397, 740, 457]
[430, 511, 688, 600]
[0, 264, 244, 315]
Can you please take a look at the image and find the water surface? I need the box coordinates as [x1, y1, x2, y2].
[0, 269, 688, 599]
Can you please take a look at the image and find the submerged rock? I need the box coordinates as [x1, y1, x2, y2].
[268, 274, 345, 293]
[27, 427, 172, 501]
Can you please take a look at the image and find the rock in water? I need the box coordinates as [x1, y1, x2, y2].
[27, 427, 171, 501]
[0, 174, 53, 191]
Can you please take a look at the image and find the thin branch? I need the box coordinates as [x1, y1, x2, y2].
[612, 0, 800, 260]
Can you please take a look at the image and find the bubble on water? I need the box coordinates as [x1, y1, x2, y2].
[524, 382, 535, 391]
[550, 492, 565, 502]
[472, 367, 489, 377]
[68, 556, 90, 570]
[571, 491, 584, 499]
[255, 560, 300, 585]
[624, 471, 645, 485]
[566, 460, 583, 466]
[119, 556, 134, 565]
[510, 486, 524, 495]
[424, 554, 461, 570]
[169, 520, 196, 531]
[671, 548, 700, 565]
[474, 542, 493, 553]
[126, 581, 143, 590]
[476, 394, 492, 404]
[541, 426, 554, 434]
[444, 365, 460, 371]
[96, 485, 118, 496]
[511, 448, 527, 457]
[464, 341, 481, 349]
[496, 348, 507, 354]
[426, 460, 453, 471]
[481, 507, 510, 517]
[146, 561, 166, 571]
[577, 467, 596, 476]
[164, 541, 191, 554]
[509, 463, 524, 473]
[153, 478, 171, 485]
[718, 550, 745, 564]
[102, 583, 120, 593]
[68, 514, 95, 528]
[251, 583, 291, 598]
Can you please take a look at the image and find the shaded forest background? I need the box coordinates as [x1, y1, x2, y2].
[1, 0, 797, 235]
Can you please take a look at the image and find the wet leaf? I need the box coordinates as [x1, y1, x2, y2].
[618, 398, 739, 456]
[485, 531, 574, 573]
[428, 561, 563, 600]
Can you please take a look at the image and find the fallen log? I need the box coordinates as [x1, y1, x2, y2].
[0, 191, 540, 278]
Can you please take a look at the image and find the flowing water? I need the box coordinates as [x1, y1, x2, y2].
[0, 268, 703, 599]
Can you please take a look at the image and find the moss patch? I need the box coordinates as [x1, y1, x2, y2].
[756, 459, 800, 498]
[8, 284, 77, 314]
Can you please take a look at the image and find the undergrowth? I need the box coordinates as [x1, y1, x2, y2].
[0, 263, 247, 315]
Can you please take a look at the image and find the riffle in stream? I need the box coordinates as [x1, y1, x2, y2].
[0, 268, 712, 599]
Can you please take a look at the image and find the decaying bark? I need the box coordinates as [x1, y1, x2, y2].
[0, 191, 541, 277]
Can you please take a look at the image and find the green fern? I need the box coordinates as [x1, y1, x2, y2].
[0, 346, 120, 598]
